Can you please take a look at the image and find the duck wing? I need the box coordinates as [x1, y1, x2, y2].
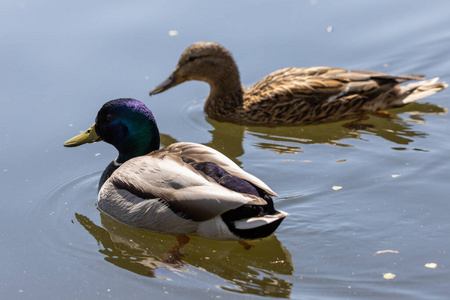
[161, 142, 278, 197]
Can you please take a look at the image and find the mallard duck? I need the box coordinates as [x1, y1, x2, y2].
[150, 42, 447, 124]
[64, 98, 287, 246]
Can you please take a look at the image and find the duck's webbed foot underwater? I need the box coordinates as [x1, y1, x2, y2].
[239, 240, 256, 250]
[163, 235, 190, 264]
[162, 236, 258, 266]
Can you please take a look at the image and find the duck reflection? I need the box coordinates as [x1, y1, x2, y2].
[75, 212, 294, 298]
[348, 102, 447, 145]
[164, 102, 446, 163]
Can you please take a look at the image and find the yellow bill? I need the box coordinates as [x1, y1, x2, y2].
[64, 124, 102, 147]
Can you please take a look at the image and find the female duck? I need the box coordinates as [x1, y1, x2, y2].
[64, 98, 287, 243]
[150, 42, 447, 124]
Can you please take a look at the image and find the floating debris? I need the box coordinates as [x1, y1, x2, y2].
[327, 26, 333, 33]
[383, 273, 396, 280]
[332, 185, 342, 191]
[374, 250, 399, 256]
[168, 30, 179, 36]
[425, 263, 437, 269]
[335, 159, 347, 163]
[391, 174, 401, 178]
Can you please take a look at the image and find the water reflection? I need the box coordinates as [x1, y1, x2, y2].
[194, 102, 447, 161]
[76, 212, 293, 298]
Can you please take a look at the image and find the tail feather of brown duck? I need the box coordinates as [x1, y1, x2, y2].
[396, 77, 448, 105]
[369, 73, 425, 83]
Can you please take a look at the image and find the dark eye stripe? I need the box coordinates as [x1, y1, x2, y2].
[187, 54, 212, 63]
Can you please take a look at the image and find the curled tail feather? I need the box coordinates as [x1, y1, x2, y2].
[398, 77, 448, 105]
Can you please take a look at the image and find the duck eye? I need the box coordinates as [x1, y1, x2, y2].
[106, 114, 114, 121]
[188, 56, 197, 62]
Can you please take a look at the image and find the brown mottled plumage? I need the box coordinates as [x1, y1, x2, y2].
[150, 42, 447, 124]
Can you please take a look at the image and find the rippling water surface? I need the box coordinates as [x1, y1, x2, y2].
[2, 1, 450, 299]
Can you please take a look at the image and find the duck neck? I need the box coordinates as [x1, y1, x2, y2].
[116, 134, 159, 164]
[203, 65, 245, 120]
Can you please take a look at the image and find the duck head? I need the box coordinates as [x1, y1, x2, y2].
[150, 42, 242, 96]
[64, 98, 160, 163]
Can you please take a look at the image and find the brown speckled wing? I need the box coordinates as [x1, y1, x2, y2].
[243, 67, 425, 124]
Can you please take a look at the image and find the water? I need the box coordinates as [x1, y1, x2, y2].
[1, 0, 450, 299]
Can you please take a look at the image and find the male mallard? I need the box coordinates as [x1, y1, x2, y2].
[64, 98, 287, 247]
[150, 42, 447, 124]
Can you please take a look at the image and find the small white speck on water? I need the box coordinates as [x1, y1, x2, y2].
[383, 273, 396, 280]
[425, 263, 437, 269]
